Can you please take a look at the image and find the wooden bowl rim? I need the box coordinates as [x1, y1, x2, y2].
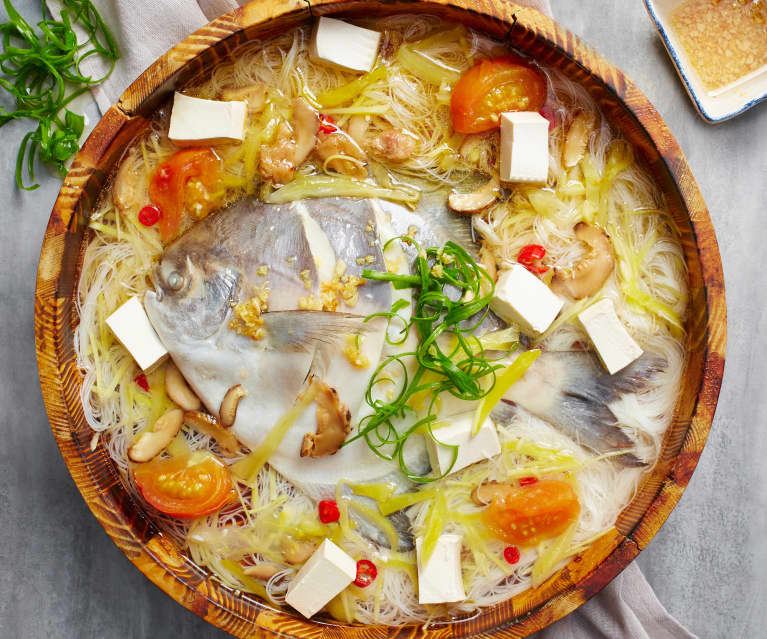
[34, 1, 726, 637]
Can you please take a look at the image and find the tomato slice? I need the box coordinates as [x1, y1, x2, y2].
[149, 148, 222, 241]
[133, 452, 233, 519]
[451, 56, 547, 134]
[482, 479, 580, 546]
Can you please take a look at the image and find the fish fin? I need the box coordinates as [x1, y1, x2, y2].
[261, 311, 371, 353]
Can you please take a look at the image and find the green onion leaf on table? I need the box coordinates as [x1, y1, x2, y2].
[0, 0, 119, 190]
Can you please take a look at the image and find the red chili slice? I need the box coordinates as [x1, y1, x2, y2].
[519, 476, 538, 486]
[539, 104, 557, 132]
[517, 244, 549, 274]
[354, 559, 377, 587]
[318, 499, 340, 523]
[504, 546, 521, 565]
[138, 205, 161, 227]
[319, 115, 338, 134]
[134, 373, 149, 391]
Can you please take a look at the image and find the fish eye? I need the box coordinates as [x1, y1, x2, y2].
[167, 272, 184, 291]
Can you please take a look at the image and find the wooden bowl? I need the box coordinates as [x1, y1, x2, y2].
[34, 1, 726, 636]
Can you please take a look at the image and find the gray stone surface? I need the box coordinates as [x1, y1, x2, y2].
[0, 1, 764, 637]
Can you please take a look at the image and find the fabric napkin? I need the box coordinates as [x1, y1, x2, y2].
[51, 0, 696, 636]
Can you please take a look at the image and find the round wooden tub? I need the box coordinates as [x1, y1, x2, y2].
[34, 1, 726, 637]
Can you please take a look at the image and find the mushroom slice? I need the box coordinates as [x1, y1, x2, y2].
[220, 384, 248, 427]
[243, 563, 282, 580]
[183, 410, 240, 456]
[281, 538, 317, 565]
[220, 83, 267, 113]
[347, 115, 370, 146]
[315, 130, 368, 178]
[448, 177, 500, 214]
[165, 361, 201, 411]
[562, 111, 596, 168]
[128, 409, 184, 463]
[471, 481, 515, 506]
[260, 120, 297, 185]
[551, 222, 615, 299]
[366, 129, 417, 164]
[292, 98, 320, 167]
[113, 152, 141, 212]
[299, 380, 352, 458]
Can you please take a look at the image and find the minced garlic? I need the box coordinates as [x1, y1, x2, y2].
[229, 283, 270, 340]
[256, 264, 269, 277]
[300, 269, 312, 290]
[342, 334, 370, 369]
[298, 260, 366, 311]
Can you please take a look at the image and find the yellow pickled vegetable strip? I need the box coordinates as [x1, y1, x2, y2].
[317, 66, 387, 107]
[220, 560, 269, 599]
[348, 481, 397, 502]
[395, 46, 461, 85]
[419, 492, 447, 565]
[378, 488, 436, 516]
[266, 174, 420, 207]
[167, 432, 190, 457]
[472, 350, 540, 435]
[531, 521, 577, 588]
[232, 382, 319, 482]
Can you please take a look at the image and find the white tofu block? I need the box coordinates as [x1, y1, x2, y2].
[106, 297, 168, 371]
[168, 92, 247, 146]
[309, 17, 381, 73]
[490, 264, 564, 336]
[285, 539, 357, 618]
[499, 111, 550, 183]
[416, 534, 465, 604]
[578, 298, 643, 374]
[426, 412, 501, 476]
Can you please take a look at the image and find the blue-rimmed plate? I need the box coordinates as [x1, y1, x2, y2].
[644, 0, 767, 123]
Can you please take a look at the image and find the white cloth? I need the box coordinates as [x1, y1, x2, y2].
[51, 0, 695, 636]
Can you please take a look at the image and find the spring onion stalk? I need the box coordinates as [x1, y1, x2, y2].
[472, 349, 540, 435]
[265, 174, 421, 207]
[0, 0, 119, 189]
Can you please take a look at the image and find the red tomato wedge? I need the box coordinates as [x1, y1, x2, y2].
[133, 452, 233, 519]
[451, 56, 547, 134]
[482, 479, 580, 546]
[149, 148, 222, 241]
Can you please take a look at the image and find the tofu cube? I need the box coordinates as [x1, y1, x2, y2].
[426, 412, 501, 477]
[499, 111, 550, 183]
[309, 17, 381, 73]
[490, 264, 564, 336]
[168, 92, 247, 146]
[106, 297, 168, 371]
[578, 298, 643, 374]
[416, 534, 465, 604]
[285, 539, 357, 618]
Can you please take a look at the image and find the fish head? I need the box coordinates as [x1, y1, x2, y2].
[145, 241, 240, 342]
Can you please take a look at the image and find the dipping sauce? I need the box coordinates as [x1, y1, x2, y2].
[671, 0, 767, 91]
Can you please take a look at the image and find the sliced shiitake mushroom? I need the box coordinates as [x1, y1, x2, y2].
[165, 361, 201, 411]
[128, 409, 184, 463]
[470, 481, 515, 506]
[551, 222, 615, 299]
[183, 410, 240, 455]
[220, 83, 267, 113]
[242, 563, 283, 580]
[281, 538, 317, 565]
[300, 380, 352, 458]
[448, 177, 500, 214]
[113, 152, 141, 212]
[562, 111, 596, 168]
[292, 98, 320, 166]
[219, 384, 248, 427]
